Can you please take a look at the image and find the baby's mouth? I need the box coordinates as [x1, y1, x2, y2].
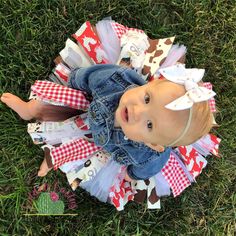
[125, 108, 129, 122]
[122, 107, 129, 123]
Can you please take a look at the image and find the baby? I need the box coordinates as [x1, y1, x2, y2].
[1, 64, 215, 181]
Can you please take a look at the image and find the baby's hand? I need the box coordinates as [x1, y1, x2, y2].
[124, 172, 133, 182]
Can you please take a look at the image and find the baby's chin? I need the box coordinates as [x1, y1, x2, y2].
[122, 130, 143, 143]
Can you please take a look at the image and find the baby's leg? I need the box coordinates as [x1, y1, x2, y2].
[1, 93, 80, 121]
[38, 147, 53, 177]
[1, 93, 44, 120]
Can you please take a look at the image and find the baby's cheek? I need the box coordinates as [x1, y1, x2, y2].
[125, 129, 142, 142]
[120, 93, 129, 104]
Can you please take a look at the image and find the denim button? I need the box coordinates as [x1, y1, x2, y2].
[117, 156, 123, 162]
[98, 135, 105, 145]
[91, 111, 96, 118]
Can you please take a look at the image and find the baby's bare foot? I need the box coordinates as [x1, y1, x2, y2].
[38, 147, 53, 177]
[1, 93, 34, 120]
[38, 158, 52, 177]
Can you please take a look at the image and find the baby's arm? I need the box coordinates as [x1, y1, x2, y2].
[68, 64, 121, 95]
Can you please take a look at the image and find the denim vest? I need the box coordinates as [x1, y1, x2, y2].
[69, 64, 171, 180]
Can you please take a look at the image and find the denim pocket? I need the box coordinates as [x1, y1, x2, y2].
[88, 101, 106, 126]
[95, 71, 130, 97]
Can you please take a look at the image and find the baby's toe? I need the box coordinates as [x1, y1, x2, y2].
[1, 93, 8, 102]
[1, 93, 12, 101]
[37, 169, 47, 177]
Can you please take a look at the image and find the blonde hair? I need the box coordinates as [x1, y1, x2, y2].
[151, 79, 215, 147]
[174, 101, 214, 146]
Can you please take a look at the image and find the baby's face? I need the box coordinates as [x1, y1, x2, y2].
[115, 79, 188, 147]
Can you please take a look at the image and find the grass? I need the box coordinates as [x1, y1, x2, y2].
[0, 0, 235, 235]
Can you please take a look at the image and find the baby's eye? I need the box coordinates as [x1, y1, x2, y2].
[147, 120, 153, 130]
[144, 94, 150, 104]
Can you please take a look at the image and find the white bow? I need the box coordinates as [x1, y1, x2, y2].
[159, 64, 216, 110]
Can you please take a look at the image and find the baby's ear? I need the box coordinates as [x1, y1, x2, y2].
[146, 143, 165, 152]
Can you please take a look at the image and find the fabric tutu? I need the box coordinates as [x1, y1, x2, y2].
[27, 18, 220, 210]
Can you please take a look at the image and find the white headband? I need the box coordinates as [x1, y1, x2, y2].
[159, 64, 216, 146]
[167, 107, 193, 147]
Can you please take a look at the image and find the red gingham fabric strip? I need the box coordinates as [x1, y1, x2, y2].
[111, 22, 144, 39]
[51, 138, 101, 170]
[161, 153, 191, 197]
[31, 80, 90, 110]
[203, 82, 216, 112]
